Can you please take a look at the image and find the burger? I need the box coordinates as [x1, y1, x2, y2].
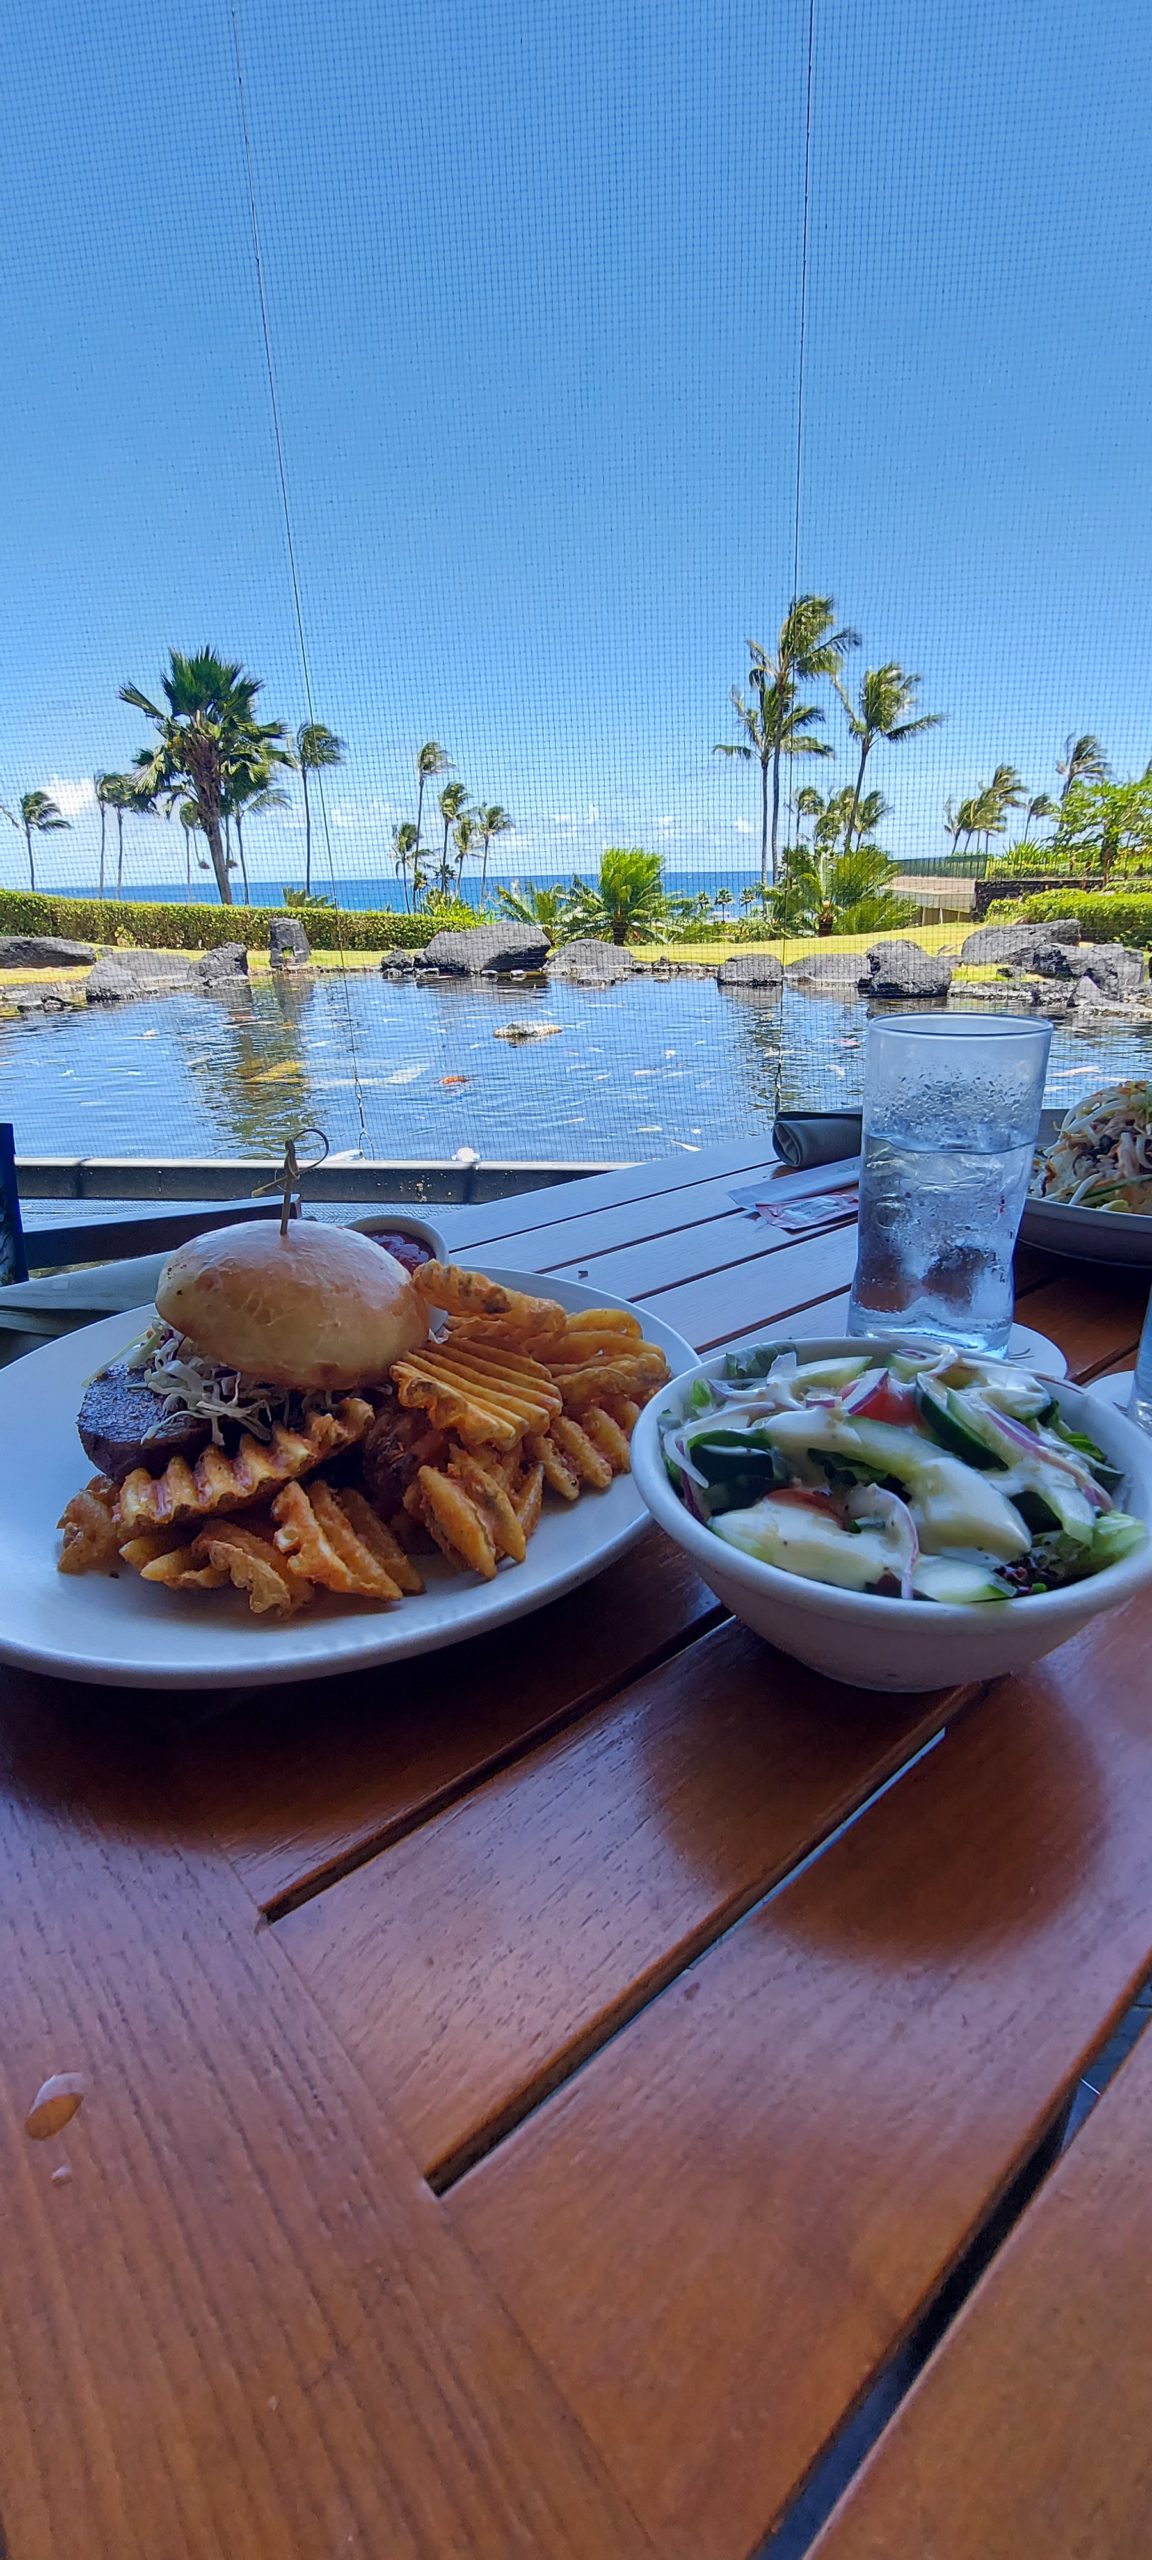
[77, 1219, 429, 1482]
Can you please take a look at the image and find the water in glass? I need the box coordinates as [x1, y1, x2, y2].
[849, 1013, 1051, 1355]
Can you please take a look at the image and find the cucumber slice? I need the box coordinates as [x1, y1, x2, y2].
[765, 1408, 1030, 1561]
[1089, 1511, 1146, 1571]
[915, 1380, 1002, 1470]
[712, 1498, 897, 1591]
[911, 1555, 1010, 1605]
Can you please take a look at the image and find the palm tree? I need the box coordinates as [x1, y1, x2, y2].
[96, 772, 142, 896]
[715, 598, 858, 894]
[714, 885, 733, 918]
[295, 722, 345, 897]
[496, 882, 573, 945]
[177, 800, 203, 891]
[120, 649, 291, 905]
[836, 663, 943, 858]
[1020, 791, 1057, 844]
[231, 777, 291, 906]
[1, 790, 70, 892]
[452, 810, 478, 895]
[1058, 734, 1110, 802]
[94, 771, 119, 897]
[566, 847, 682, 945]
[391, 822, 421, 911]
[716, 681, 834, 900]
[475, 803, 513, 897]
[971, 783, 1007, 864]
[414, 741, 453, 863]
[437, 782, 469, 894]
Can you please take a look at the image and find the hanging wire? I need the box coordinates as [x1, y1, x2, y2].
[792, 0, 817, 604]
[225, 0, 369, 1154]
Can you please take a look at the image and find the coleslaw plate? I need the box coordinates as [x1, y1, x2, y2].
[1021, 1110, 1152, 1267]
[0, 1267, 694, 1689]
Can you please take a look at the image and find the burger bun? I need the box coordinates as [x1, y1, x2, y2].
[155, 1220, 428, 1390]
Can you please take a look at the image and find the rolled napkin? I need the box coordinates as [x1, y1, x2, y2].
[772, 1110, 863, 1171]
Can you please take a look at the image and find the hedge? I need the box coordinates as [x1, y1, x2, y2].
[982, 890, 1152, 950]
[0, 889, 476, 953]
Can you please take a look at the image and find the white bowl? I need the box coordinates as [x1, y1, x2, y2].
[630, 1334, 1152, 1692]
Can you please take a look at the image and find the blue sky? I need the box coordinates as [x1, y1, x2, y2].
[1, 0, 1151, 891]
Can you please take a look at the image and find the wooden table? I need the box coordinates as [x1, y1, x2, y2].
[3, 1138, 1151, 2559]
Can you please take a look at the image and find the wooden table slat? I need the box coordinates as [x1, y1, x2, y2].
[276, 1623, 971, 2182]
[451, 1608, 1152, 2558]
[812, 2012, 1152, 2559]
[177, 1536, 718, 1914]
[445, 1141, 785, 1256]
[0, 1677, 657, 2560]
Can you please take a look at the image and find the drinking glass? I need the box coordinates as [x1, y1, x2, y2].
[1128, 1289, 1152, 1434]
[848, 1012, 1052, 1354]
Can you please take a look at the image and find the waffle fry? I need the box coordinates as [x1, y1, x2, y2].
[512, 1460, 545, 1540]
[528, 1429, 581, 1503]
[142, 1521, 305, 1615]
[114, 1399, 374, 1537]
[392, 1340, 560, 1450]
[272, 1481, 408, 1601]
[406, 1465, 498, 1579]
[58, 1480, 121, 1575]
[448, 1447, 529, 1565]
[414, 1262, 562, 1337]
[548, 1413, 615, 1491]
[575, 1404, 633, 1475]
[554, 1349, 670, 1412]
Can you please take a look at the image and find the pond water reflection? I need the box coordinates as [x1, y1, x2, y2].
[3, 972, 1150, 1165]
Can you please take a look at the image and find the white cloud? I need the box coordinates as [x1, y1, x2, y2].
[585, 803, 600, 823]
[45, 776, 96, 820]
[552, 813, 576, 829]
[657, 814, 674, 832]
[733, 817, 754, 834]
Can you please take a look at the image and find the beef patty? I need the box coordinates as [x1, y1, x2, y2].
[78, 1359, 211, 1482]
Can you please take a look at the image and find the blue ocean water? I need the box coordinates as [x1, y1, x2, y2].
[71, 871, 767, 912]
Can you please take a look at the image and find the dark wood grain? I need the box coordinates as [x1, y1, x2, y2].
[549, 1205, 856, 1308]
[640, 1222, 860, 1348]
[812, 2014, 1152, 2559]
[451, 1604, 1152, 2559]
[175, 1533, 718, 1914]
[445, 1140, 783, 1257]
[1013, 1260, 1149, 1378]
[449, 1156, 785, 1276]
[276, 1622, 971, 2181]
[0, 1669, 657, 2560]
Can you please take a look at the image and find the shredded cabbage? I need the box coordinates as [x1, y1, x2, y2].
[133, 1328, 343, 1446]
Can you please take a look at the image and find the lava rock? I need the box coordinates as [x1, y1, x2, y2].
[85, 951, 198, 1003]
[960, 921, 1080, 968]
[0, 935, 97, 969]
[1065, 942, 1146, 1000]
[196, 942, 249, 985]
[784, 950, 867, 989]
[860, 939, 955, 999]
[417, 923, 550, 976]
[379, 948, 420, 973]
[547, 939, 636, 981]
[269, 917, 311, 966]
[493, 1019, 563, 1041]
[716, 952, 784, 990]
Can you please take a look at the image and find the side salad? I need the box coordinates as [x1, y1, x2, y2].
[662, 1343, 1145, 1605]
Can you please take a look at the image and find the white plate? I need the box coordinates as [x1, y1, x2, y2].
[0, 1268, 694, 1691]
[1019, 1194, 1152, 1267]
[1021, 1110, 1152, 1267]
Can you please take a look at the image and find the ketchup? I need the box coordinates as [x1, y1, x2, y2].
[370, 1230, 434, 1273]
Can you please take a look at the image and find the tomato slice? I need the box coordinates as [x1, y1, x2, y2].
[770, 1485, 837, 1514]
[853, 1374, 917, 1426]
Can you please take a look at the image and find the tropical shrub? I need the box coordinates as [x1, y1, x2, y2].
[982, 891, 1152, 949]
[0, 888, 475, 952]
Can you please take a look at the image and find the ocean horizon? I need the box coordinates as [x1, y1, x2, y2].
[17, 860, 963, 912]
